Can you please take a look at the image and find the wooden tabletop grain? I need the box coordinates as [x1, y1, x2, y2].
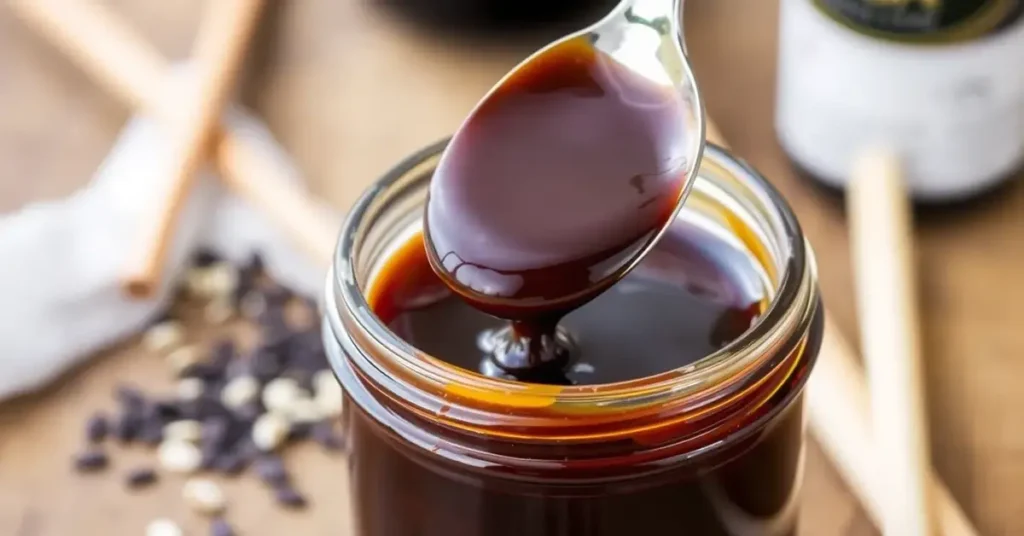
[1, 1, 1021, 535]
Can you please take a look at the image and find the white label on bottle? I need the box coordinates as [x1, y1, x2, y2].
[775, 0, 1024, 200]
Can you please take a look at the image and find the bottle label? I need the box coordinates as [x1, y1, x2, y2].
[813, 0, 1024, 43]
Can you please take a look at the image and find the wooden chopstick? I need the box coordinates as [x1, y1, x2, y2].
[9, 0, 338, 273]
[809, 316, 975, 535]
[119, 0, 266, 297]
[10, 4, 979, 532]
[848, 148, 934, 535]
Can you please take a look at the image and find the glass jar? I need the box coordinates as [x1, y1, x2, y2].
[323, 141, 825, 536]
[776, 0, 1024, 202]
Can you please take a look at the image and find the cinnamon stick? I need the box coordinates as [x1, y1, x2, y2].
[9, 0, 337, 272]
[119, 0, 266, 297]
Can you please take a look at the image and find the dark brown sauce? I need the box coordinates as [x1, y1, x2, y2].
[424, 38, 692, 378]
[347, 392, 807, 536]
[371, 219, 764, 385]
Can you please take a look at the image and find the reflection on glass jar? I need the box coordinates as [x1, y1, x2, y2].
[323, 141, 825, 536]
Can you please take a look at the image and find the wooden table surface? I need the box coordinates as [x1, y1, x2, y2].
[1, 1, 1022, 534]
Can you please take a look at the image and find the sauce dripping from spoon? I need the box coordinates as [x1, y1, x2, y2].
[424, 37, 696, 381]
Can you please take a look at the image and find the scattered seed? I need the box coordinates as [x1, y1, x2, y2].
[254, 455, 289, 487]
[186, 266, 215, 297]
[177, 378, 205, 402]
[138, 422, 165, 446]
[279, 368, 313, 393]
[187, 262, 240, 299]
[252, 413, 289, 451]
[79, 251, 336, 521]
[182, 361, 224, 382]
[311, 421, 345, 452]
[250, 350, 283, 382]
[313, 370, 343, 417]
[234, 437, 262, 461]
[85, 413, 109, 443]
[211, 339, 236, 365]
[73, 449, 109, 472]
[183, 477, 227, 515]
[200, 418, 229, 449]
[245, 251, 265, 274]
[204, 298, 235, 325]
[225, 357, 252, 381]
[143, 321, 185, 354]
[239, 290, 268, 320]
[114, 413, 142, 443]
[126, 468, 158, 489]
[259, 324, 293, 353]
[158, 440, 203, 474]
[214, 452, 248, 476]
[192, 247, 221, 267]
[182, 394, 231, 422]
[262, 378, 301, 414]
[167, 345, 203, 377]
[163, 420, 203, 443]
[234, 402, 263, 423]
[146, 518, 183, 536]
[210, 517, 235, 536]
[285, 397, 324, 425]
[273, 484, 308, 509]
[220, 375, 259, 410]
[287, 422, 313, 442]
[200, 447, 219, 471]
[150, 400, 184, 422]
[205, 262, 240, 299]
[116, 385, 147, 410]
[313, 369, 338, 395]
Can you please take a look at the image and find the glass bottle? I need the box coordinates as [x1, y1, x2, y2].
[776, 0, 1024, 201]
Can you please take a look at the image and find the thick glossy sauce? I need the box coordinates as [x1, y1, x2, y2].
[424, 38, 692, 375]
[371, 217, 765, 385]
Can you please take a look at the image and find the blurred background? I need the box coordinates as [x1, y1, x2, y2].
[0, 0, 1022, 534]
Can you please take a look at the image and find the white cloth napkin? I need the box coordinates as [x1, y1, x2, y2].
[0, 109, 342, 401]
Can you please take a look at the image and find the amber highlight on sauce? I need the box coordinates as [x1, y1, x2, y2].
[372, 226, 769, 387]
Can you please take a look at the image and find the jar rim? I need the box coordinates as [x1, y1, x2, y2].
[325, 140, 820, 435]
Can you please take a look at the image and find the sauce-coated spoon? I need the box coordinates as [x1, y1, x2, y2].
[424, 0, 705, 378]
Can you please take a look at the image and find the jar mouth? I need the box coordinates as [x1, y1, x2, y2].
[325, 140, 819, 436]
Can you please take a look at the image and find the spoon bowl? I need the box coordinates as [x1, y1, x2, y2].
[424, 0, 705, 319]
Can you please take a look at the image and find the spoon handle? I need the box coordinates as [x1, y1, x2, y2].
[601, 0, 683, 33]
